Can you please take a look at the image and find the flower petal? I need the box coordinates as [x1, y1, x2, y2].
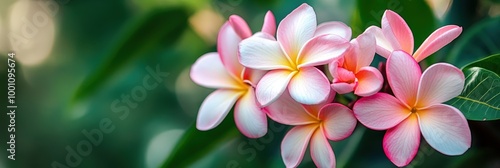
[319, 103, 357, 141]
[281, 124, 318, 168]
[297, 34, 350, 68]
[331, 82, 355, 94]
[352, 32, 376, 71]
[196, 89, 243, 130]
[387, 50, 421, 106]
[241, 67, 267, 87]
[288, 67, 330, 105]
[277, 3, 316, 62]
[228, 15, 252, 39]
[381, 10, 414, 55]
[340, 45, 357, 71]
[234, 88, 268, 138]
[239, 35, 293, 70]
[314, 21, 352, 40]
[418, 104, 471, 155]
[413, 25, 462, 62]
[302, 90, 336, 117]
[343, 33, 376, 72]
[252, 31, 276, 40]
[310, 129, 335, 168]
[416, 63, 465, 108]
[335, 67, 356, 82]
[256, 70, 297, 107]
[365, 26, 393, 58]
[383, 114, 420, 167]
[353, 93, 411, 130]
[266, 91, 317, 125]
[261, 11, 276, 36]
[354, 67, 383, 97]
[190, 52, 242, 89]
[217, 22, 244, 79]
[328, 58, 343, 77]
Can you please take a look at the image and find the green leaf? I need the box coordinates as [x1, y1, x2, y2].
[447, 17, 500, 67]
[351, 0, 436, 47]
[335, 126, 366, 168]
[72, 7, 189, 103]
[447, 64, 500, 121]
[463, 54, 500, 74]
[160, 114, 239, 167]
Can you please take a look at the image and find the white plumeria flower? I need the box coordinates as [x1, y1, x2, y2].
[266, 91, 356, 168]
[329, 31, 383, 96]
[190, 12, 276, 138]
[353, 50, 471, 167]
[239, 3, 350, 106]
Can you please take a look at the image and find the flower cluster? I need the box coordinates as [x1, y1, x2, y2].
[190, 3, 471, 168]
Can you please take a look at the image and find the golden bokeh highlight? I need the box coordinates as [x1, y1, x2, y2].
[189, 8, 224, 44]
[8, 0, 56, 66]
[425, 0, 452, 19]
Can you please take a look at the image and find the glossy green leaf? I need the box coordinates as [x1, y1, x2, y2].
[447, 17, 500, 67]
[351, 0, 436, 47]
[463, 54, 500, 74]
[161, 114, 239, 167]
[72, 7, 189, 103]
[447, 58, 500, 120]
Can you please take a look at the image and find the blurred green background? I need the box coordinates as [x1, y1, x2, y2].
[0, 0, 499, 167]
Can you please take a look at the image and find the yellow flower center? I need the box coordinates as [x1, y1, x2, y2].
[410, 107, 418, 113]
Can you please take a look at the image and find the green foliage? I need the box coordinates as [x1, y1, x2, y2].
[160, 114, 239, 167]
[447, 54, 500, 121]
[443, 0, 479, 30]
[334, 126, 366, 168]
[463, 54, 500, 74]
[72, 7, 189, 103]
[447, 17, 500, 67]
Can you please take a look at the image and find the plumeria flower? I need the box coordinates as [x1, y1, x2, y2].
[366, 10, 462, 62]
[190, 12, 276, 138]
[353, 50, 471, 167]
[329, 32, 383, 96]
[239, 3, 350, 106]
[266, 91, 356, 167]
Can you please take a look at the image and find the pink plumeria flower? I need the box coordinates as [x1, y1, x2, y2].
[190, 12, 276, 138]
[366, 10, 462, 62]
[353, 50, 471, 167]
[266, 91, 356, 168]
[239, 3, 350, 106]
[329, 32, 383, 96]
